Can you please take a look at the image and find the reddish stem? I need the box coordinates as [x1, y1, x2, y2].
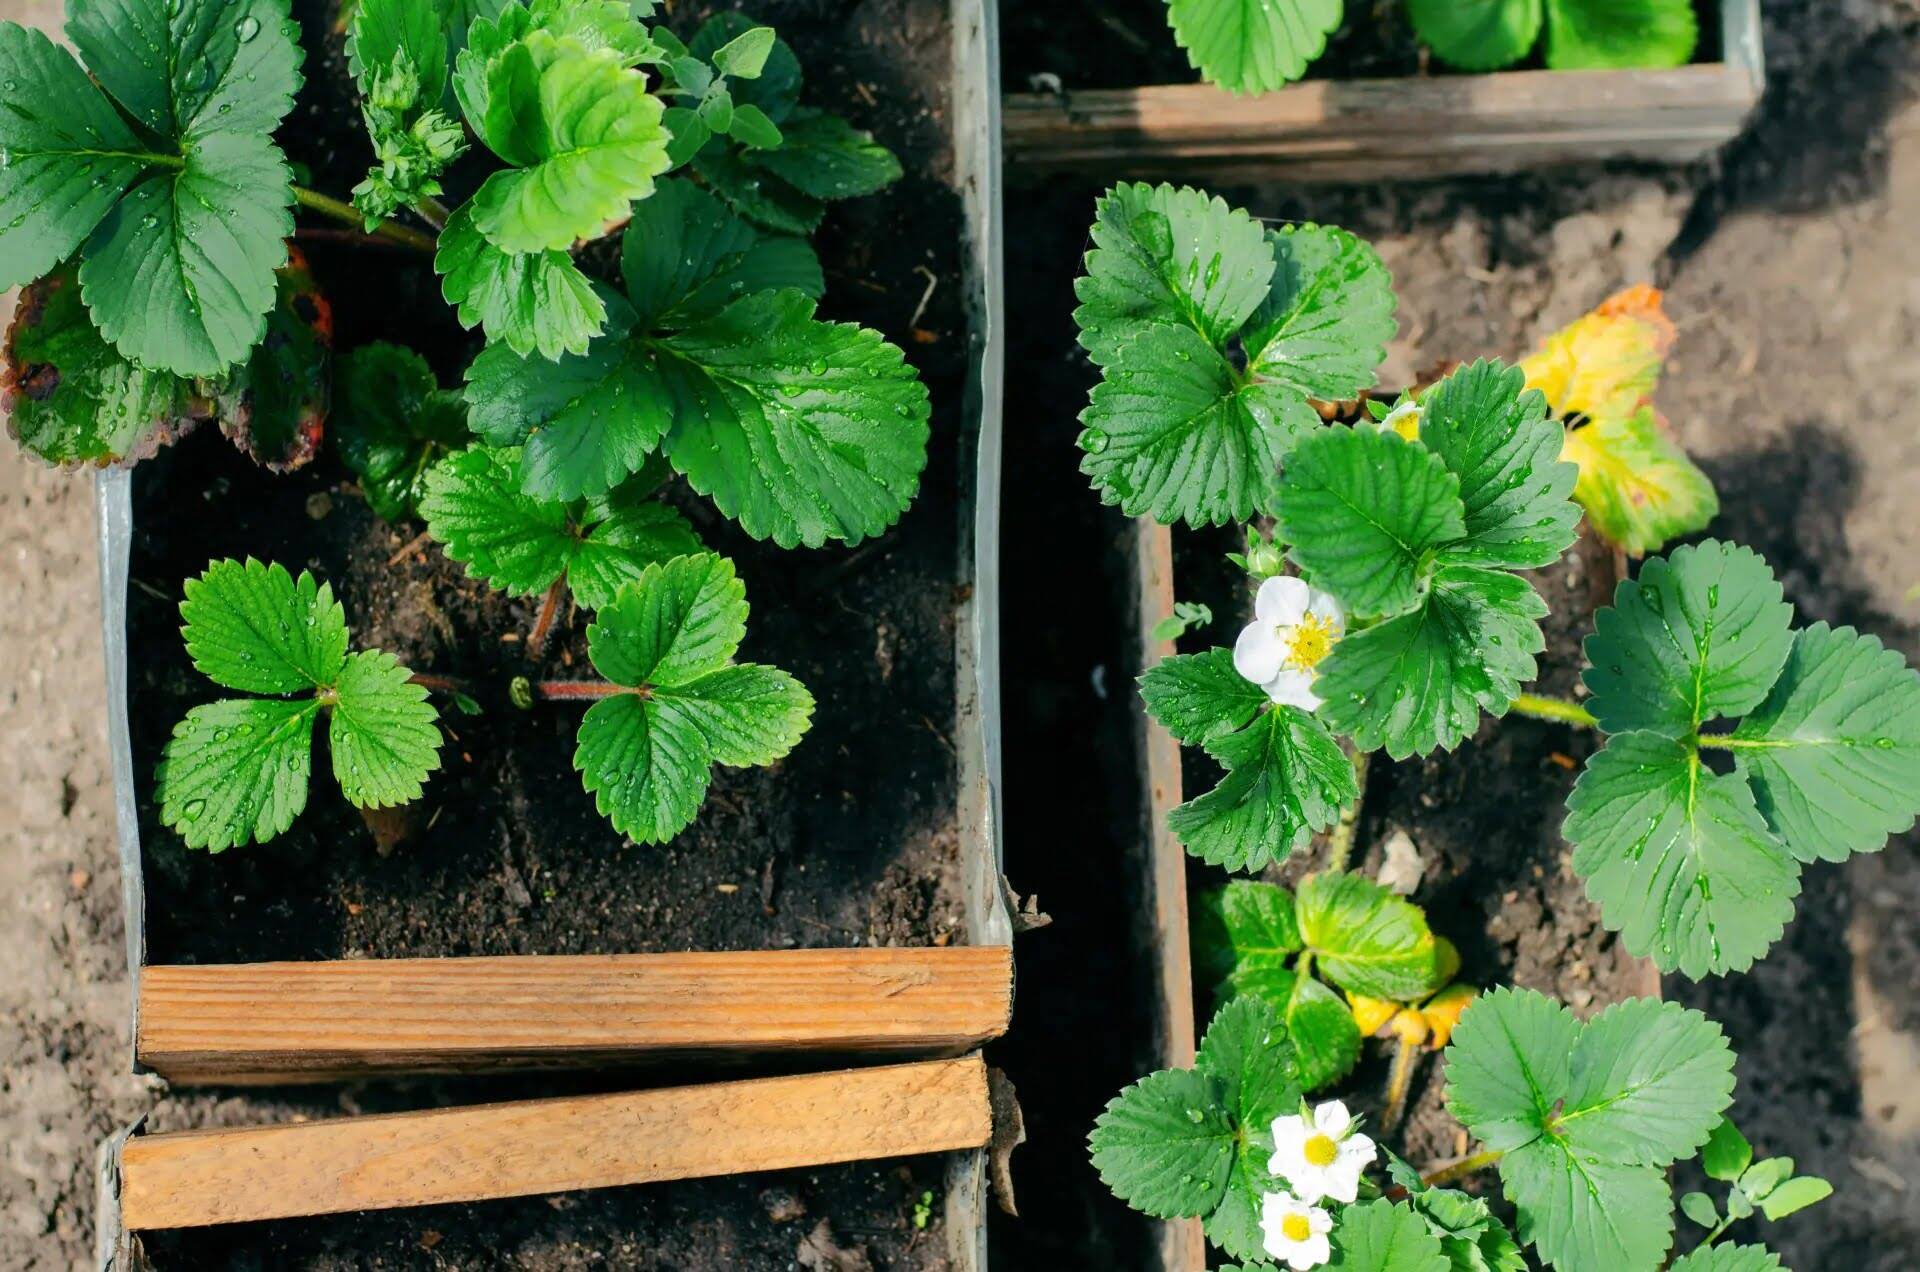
[526, 578, 567, 659]
[530, 680, 630, 701]
[407, 673, 472, 694]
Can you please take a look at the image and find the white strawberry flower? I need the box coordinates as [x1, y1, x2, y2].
[1268, 1099, 1376, 1204]
[1260, 1189, 1334, 1270]
[1232, 575, 1346, 712]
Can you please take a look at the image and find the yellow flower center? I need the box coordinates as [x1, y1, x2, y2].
[1283, 614, 1337, 671]
[1303, 1133, 1339, 1167]
[1281, 1213, 1313, 1242]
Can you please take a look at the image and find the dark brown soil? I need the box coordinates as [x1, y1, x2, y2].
[129, 0, 978, 1267]
[1002, 0, 1725, 93]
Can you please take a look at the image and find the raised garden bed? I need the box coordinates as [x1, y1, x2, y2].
[64, 0, 1011, 1264]
[1001, 0, 1764, 183]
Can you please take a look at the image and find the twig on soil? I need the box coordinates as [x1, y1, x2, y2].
[909, 265, 940, 329]
[386, 528, 434, 566]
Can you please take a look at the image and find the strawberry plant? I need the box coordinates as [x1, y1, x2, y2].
[1077, 184, 1899, 1268]
[1409, 0, 1699, 73]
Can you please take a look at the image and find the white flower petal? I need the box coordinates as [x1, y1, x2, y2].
[1306, 588, 1345, 632]
[1338, 1131, 1377, 1172]
[1266, 667, 1322, 711]
[1295, 1234, 1331, 1269]
[1312, 1100, 1352, 1137]
[1309, 1207, 1334, 1235]
[1255, 575, 1310, 624]
[1288, 1165, 1334, 1205]
[1319, 1159, 1364, 1204]
[1235, 620, 1286, 686]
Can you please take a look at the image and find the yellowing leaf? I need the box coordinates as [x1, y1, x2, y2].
[1418, 983, 1476, 1048]
[1563, 406, 1718, 556]
[1391, 1009, 1433, 1046]
[1521, 284, 1674, 420]
[1349, 993, 1398, 1036]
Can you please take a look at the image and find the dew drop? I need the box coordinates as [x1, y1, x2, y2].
[183, 799, 206, 819]
[235, 14, 260, 41]
[1081, 428, 1110, 454]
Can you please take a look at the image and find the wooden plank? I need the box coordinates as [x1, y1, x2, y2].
[119, 1055, 993, 1231]
[138, 947, 1013, 1084]
[1005, 59, 1761, 183]
[1130, 517, 1207, 1272]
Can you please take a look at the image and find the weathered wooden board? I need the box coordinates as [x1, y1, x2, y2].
[136, 946, 1015, 1084]
[119, 1055, 993, 1230]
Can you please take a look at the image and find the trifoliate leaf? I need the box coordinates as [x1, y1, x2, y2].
[1166, 0, 1343, 93]
[1088, 1067, 1235, 1220]
[1728, 622, 1920, 864]
[1582, 540, 1794, 738]
[328, 649, 440, 807]
[1670, 1246, 1785, 1272]
[1701, 1116, 1753, 1182]
[419, 445, 699, 608]
[1286, 972, 1363, 1092]
[692, 144, 823, 235]
[1079, 324, 1307, 526]
[1167, 705, 1358, 870]
[1408, 0, 1542, 71]
[1418, 360, 1580, 571]
[180, 559, 349, 695]
[1277, 427, 1468, 618]
[1242, 223, 1397, 405]
[1328, 1199, 1450, 1272]
[1499, 1138, 1674, 1271]
[463, 295, 671, 500]
[466, 32, 670, 253]
[158, 698, 319, 851]
[3, 267, 206, 466]
[1444, 986, 1578, 1152]
[1296, 871, 1444, 1001]
[620, 177, 822, 327]
[574, 555, 811, 842]
[208, 258, 330, 472]
[436, 204, 606, 360]
[1074, 182, 1274, 367]
[1545, 0, 1697, 70]
[1562, 407, 1718, 557]
[1196, 997, 1302, 1260]
[654, 289, 930, 548]
[1757, 1175, 1831, 1220]
[333, 341, 470, 521]
[1565, 731, 1800, 977]
[1557, 997, 1738, 1164]
[740, 107, 901, 200]
[1139, 648, 1271, 744]
[689, 12, 800, 123]
[1317, 565, 1547, 759]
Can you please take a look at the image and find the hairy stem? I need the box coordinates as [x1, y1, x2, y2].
[407, 673, 472, 695]
[1508, 691, 1599, 729]
[414, 196, 452, 230]
[526, 578, 568, 658]
[1421, 1148, 1504, 1189]
[292, 186, 437, 253]
[528, 680, 630, 701]
[1380, 1034, 1422, 1134]
[1324, 749, 1371, 873]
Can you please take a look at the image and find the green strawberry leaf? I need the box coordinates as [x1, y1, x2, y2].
[1582, 539, 1795, 738]
[1443, 986, 1578, 1152]
[1088, 1066, 1235, 1220]
[1499, 1138, 1674, 1271]
[1757, 1175, 1831, 1220]
[1139, 648, 1271, 744]
[1196, 997, 1302, 1261]
[709, 24, 774, 79]
[333, 341, 471, 521]
[180, 559, 349, 695]
[1701, 1117, 1753, 1182]
[1565, 731, 1800, 977]
[688, 12, 800, 123]
[1545, 0, 1697, 70]
[419, 445, 699, 608]
[620, 176, 822, 328]
[345, 0, 446, 101]
[466, 32, 670, 252]
[1073, 182, 1274, 368]
[1680, 1190, 1720, 1228]
[1285, 972, 1363, 1092]
[436, 202, 608, 360]
[1418, 359, 1580, 571]
[1242, 223, 1397, 405]
[1328, 1199, 1451, 1272]
[1317, 565, 1548, 759]
[1557, 996, 1738, 1164]
[1408, 0, 1543, 71]
[574, 554, 811, 843]
[1166, 0, 1342, 93]
[1728, 622, 1920, 864]
[1670, 1246, 1785, 1272]
[1276, 427, 1468, 618]
[3, 267, 208, 467]
[158, 698, 319, 852]
[1296, 871, 1444, 1001]
[741, 107, 900, 200]
[1564, 407, 1719, 557]
[327, 649, 440, 807]
[691, 143, 823, 235]
[1167, 705, 1359, 871]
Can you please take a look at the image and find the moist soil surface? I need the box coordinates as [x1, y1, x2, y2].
[1003, 0, 1725, 93]
[123, 0, 976, 1266]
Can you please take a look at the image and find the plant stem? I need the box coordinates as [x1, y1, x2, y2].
[414, 196, 452, 230]
[407, 673, 472, 695]
[291, 185, 437, 253]
[1692, 733, 1779, 750]
[526, 578, 567, 658]
[528, 680, 630, 701]
[1380, 1034, 1422, 1134]
[1508, 692, 1599, 729]
[1420, 1148, 1504, 1189]
[1324, 749, 1371, 873]
[1700, 1213, 1736, 1247]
